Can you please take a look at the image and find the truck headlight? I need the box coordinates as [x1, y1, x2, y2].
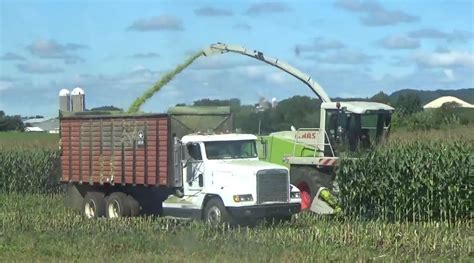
[233, 194, 253, 202]
[290, 192, 300, 199]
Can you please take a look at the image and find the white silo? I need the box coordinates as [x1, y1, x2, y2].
[71, 87, 85, 112]
[271, 97, 278, 108]
[59, 89, 71, 112]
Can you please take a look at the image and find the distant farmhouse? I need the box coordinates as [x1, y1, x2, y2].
[24, 118, 59, 133]
[423, 96, 474, 109]
[24, 126, 44, 132]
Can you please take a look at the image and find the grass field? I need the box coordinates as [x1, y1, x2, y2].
[0, 131, 58, 149]
[389, 124, 474, 143]
[0, 128, 472, 261]
[0, 194, 471, 261]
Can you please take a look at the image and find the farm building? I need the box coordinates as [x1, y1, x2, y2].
[25, 127, 44, 132]
[24, 117, 59, 133]
[423, 96, 474, 109]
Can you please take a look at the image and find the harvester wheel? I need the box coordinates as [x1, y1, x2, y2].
[291, 166, 334, 210]
[297, 182, 313, 210]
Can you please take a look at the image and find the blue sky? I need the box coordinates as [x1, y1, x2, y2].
[1, 0, 473, 117]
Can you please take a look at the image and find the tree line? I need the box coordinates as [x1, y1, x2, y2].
[1, 91, 472, 132]
[181, 91, 473, 134]
[0, 111, 24, 131]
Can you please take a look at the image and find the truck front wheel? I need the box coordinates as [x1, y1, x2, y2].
[203, 198, 233, 226]
[106, 192, 130, 218]
[83, 192, 106, 219]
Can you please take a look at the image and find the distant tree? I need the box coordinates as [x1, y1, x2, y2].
[0, 111, 24, 131]
[192, 98, 242, 113]
[193, 98, 226, 106]
[440, 101, 461, 109]
[189, 96, 323, 134]
[270, 96, 321, 131]
[395, 93, 422, 115]
[90, 105, 123, 111]
[370, 91, 391, 105]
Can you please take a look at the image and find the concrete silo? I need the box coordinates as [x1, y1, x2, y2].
[71, 87, 85, 112]
[59, 89, 71, 112]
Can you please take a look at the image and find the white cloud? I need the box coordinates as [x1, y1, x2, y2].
[195, 7, 233, 16]
[0, 52, 26, 61]
[131, 52, 160, 59]
[313, 50, 375, 65]
[26, 39, 86, 64]
[415, 51, 474, 68]
[127, 15, 184, 31]
[379, 35, 420, 49]
[409, 28, 474, 42]
[335, 0, 418, 26]
[17, 63, 63, 74]
[265, 72, 292, 85]
[0, 80, 14, 91]
[443, 69, 455, 82]
[233, 23, 252, 30]
[240, 65, 268, 78]
[246, 2, 291, 15]
[295, 37, 345, 56]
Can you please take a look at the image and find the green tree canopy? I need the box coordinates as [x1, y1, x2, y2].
[0, 111, 24, 131]
[395, 93, 422, 115]
[370, 91, 391, 105]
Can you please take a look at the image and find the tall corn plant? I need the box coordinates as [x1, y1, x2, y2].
[338, 140, 473, 222]
[0, 149, 60, 194]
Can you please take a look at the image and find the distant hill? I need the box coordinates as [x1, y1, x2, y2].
[390, 89, 474, 105]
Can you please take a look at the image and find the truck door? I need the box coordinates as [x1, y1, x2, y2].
[183, 142, 205, 193]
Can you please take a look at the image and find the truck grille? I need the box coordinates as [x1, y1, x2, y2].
[256, 169, 289, 204]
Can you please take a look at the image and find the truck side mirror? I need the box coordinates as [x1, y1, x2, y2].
[259, 137, 267, 160]
[181, 144, 189, 167]
[198, 174, 203, 187]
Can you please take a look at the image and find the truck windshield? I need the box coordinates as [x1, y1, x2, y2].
[205, 140, 257, 160]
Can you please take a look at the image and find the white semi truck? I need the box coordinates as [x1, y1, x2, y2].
[61, 106, 300, 225]
[163, 133, 301, 225]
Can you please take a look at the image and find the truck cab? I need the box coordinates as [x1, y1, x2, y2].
[163, 133, 301, 225]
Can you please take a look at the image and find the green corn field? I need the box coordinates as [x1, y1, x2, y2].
[0, 148, 60, 194]
[338, 140, 473, 222]
[0, 131, 472, 260]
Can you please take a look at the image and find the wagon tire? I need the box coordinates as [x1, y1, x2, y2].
[106, 192, 130, 218]
[82, 191, 106, 219]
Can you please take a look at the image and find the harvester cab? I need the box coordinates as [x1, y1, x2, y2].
[320, 101, 394, 156]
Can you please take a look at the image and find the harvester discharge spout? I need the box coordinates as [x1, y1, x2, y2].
[203, 42, 332, 103]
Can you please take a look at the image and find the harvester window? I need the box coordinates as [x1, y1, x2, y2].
[360, 113, 392, 146]
[347, 114, 361, 152]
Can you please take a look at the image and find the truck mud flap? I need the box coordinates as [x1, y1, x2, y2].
[64, 183, 84, 211]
